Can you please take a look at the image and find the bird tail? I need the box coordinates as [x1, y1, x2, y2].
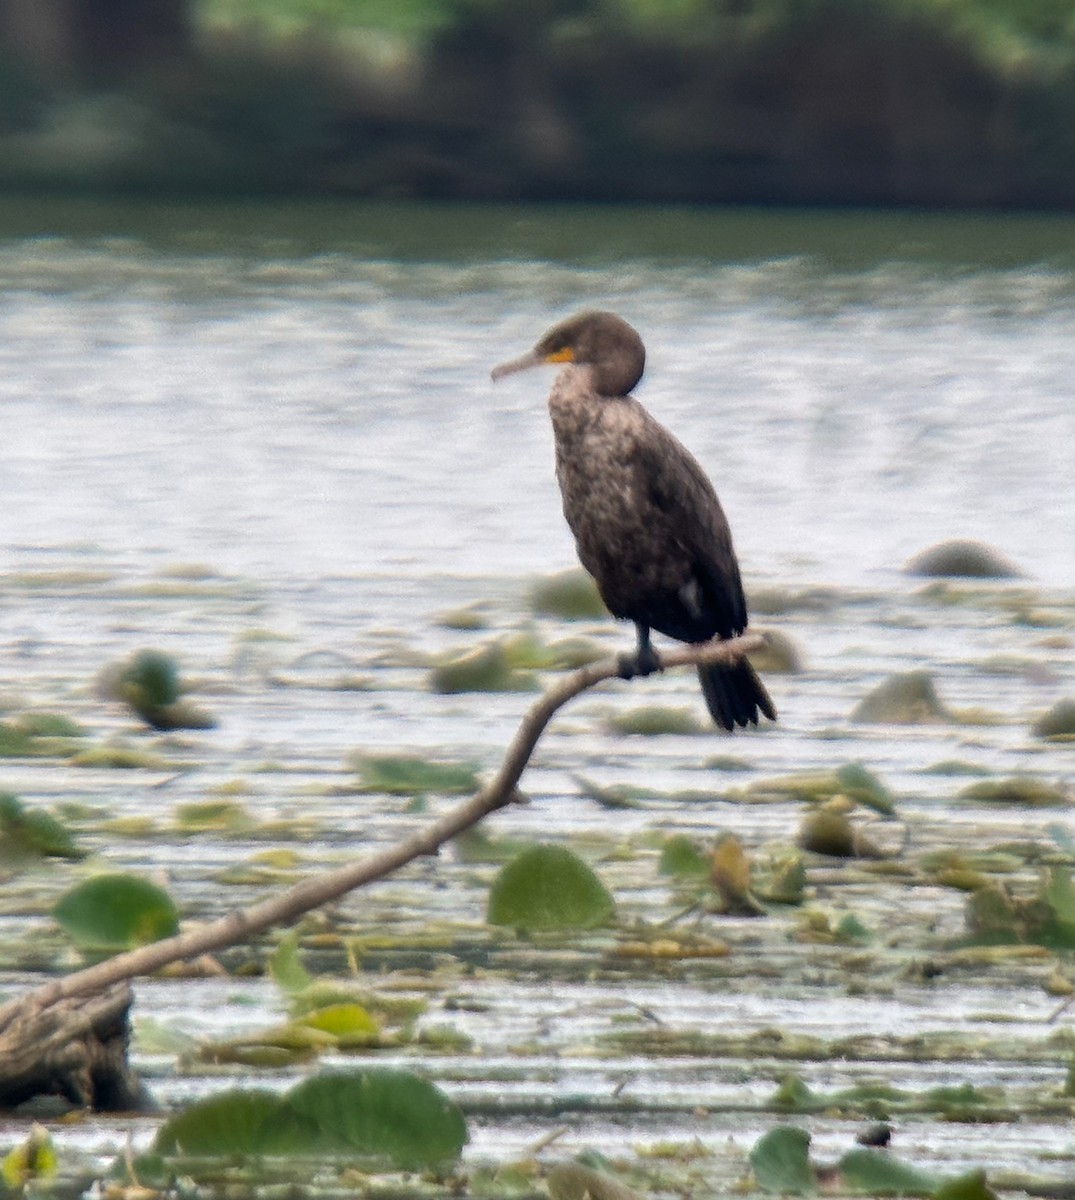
[698, 658, 776, 732]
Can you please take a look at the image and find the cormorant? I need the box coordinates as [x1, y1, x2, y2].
[491, 309, 775, 732]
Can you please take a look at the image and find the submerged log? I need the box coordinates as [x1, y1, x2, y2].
[0, 981, 153, 1111]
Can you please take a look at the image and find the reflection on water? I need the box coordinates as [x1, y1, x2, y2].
[0, 198, 1073, 586]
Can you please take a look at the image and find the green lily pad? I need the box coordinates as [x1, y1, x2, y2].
[834, 762, 896, 815]
[287, 1067, 467, 1166]
[155, 1088, 315, 1156]
[749, 1125, 815, 1195]
[351, 753, 480, 796]
[0, 792, 84, 862]
[269, 930, 315, 995]
[959, 776, 1066, 807]
[530, 569, 607, 619]
[54, 872, 180, 952]
[488, 844, 615, 931]
[931, 1169, 1000, 1200]
[658, 833, 709, 878]
[609, 705, 705, 736]
[838, 1147, 938, 1195]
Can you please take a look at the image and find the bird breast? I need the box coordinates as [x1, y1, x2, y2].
[548, 369, 690, 612]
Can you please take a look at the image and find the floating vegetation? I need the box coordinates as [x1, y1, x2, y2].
[547, 1161, 640, 1200]
[53, 873, 179, 953]
[959, 776, 1067, 807]
[429, 640, 539, 692]
[0, 792, 84, 864]
[0, 712, 86, 758]
[752, 844, 807, 905]
[850, 670, 953, 724]
[153, 1068, 467, 1168]
[709, 832, 766, 915]
[69, 743, 179, 770]
[487, 844, 615, 932]
[965, 868, 1075, 949]
[173, 799, 257, 833]
[101, 648, 217, 731]
[529, 568, 607, 620]
[350, 753, 480, 796]
[748, 762, 896, 815]
[1032, 697, 1075, 740]
[608, 704, 705, 736]
[658, 833, 709, 879]
[436, 604, 491, 631]
[747, 627, 804, 673]
[905, 538, 1022, 579]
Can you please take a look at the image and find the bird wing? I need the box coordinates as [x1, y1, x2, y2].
[631, 410, 748, 639]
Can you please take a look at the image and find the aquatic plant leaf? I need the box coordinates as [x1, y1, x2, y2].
[286, 1067, 467, 1166]
[547, 1161, 640, 1199]
[838, 1147, 938, 1195]
[1039, 866, 1075, 945]
[269, 930, 315, 995]
[1033, 698, 1075, 740]
[658, 833, 709, 878]
[174, 800, 254, 832]
[351, 753, 480, 796]
[850, 670, 952, 724]
[430, 641, 538, 693]
[155, 1088, 314, 1156]
[487, 844, 615, 931]
[931, 1169, 1000, 1200]
[772, 1073, 821, 1112]
[299, 1003, 381, 1046]
[530, 568, 607, 619]
[710, 833, 765, 915]
[834, 762, 896, 815]
[0, 792, 83, 861]
[122, 649, 181, 708]
[749, 1125, 816, 1195]
[609, 705, 704, 735]
[1, 1124, 57, 1188]
[959, 776, 1066, 807]
[53, 873, 179, 951]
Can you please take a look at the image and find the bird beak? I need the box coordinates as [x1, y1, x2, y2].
[490, 349, 545, 382]
[490, 346, 574, 382]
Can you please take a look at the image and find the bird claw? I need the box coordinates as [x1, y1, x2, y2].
[617, 645, 662, 680]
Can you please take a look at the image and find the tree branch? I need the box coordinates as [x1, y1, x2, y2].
[0, 633, 764, 1030]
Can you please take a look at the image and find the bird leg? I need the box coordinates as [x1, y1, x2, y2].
[618, 624, 662, 680]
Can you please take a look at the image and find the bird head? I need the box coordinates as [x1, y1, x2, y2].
[491, 310, 645, 398]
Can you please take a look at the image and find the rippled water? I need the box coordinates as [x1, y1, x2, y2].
[2, 198, 1074, 587]
[2, 199, 1075, 1193]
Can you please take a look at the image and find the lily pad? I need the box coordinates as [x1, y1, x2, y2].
[487, 844, 615, 931]
[351, 753, 480, 796]
[658, 833, 709, 878]
[609, 705, 705, 736]
[430, 640, 539, 692]
[1032, 698, 1075, 739]
[851, 671, 953, 724]
[155, 1088, 315, 1156]
[904, 539, 1021, 578]
[749, 1125, 815, 1195]
[54, 872, 180, 952]
[530, 569, 607, 619]
[0, 792, 84, 862]
[838, 1147, 938, 1195]
[959, 776, 1066, 807]
[287, 1067, 467, 1166]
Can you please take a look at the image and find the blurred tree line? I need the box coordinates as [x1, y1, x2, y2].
[1, 0, 1075, 205]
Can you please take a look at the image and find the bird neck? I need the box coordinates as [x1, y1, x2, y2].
[547, 365, 605, 440]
